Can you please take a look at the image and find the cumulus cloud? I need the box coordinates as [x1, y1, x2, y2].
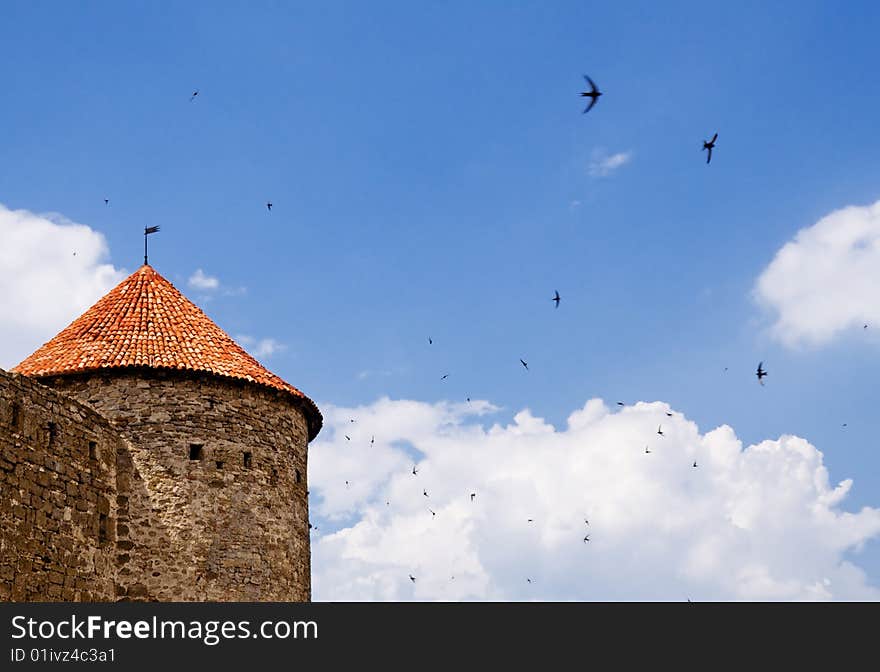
[309, 397, 880, 601]
[188, 268, 220, 290]
[0, 203, 125, 368]
[755, 200, 880, 347]
[588, 150, 632, 177]
[235, 334, 285, 359]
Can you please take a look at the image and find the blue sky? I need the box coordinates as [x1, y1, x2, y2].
[2, 2, 880, 598]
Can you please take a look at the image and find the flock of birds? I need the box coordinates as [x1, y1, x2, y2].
[302, 74, 827, 595]
[93, 81, 859, 597]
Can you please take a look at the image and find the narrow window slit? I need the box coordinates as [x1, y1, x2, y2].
[88, 441, 98, 461]
[47, 422, 58, 449]
[189, 444, 204, 461]
[243, 452, 252, 469]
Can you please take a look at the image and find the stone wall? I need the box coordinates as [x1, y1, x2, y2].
[42, 369, 311, 602]
[0, 369, 126, 601]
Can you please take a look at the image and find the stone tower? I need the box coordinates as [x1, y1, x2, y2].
[11, 264, 321, 601]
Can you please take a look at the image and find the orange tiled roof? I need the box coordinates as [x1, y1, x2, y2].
[12, 264, 321, 439]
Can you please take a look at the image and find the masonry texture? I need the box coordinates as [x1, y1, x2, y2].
[0, 368, 124, 601]
[0, 264, 321, 602]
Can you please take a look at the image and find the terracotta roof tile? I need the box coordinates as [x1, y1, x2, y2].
[12, 264, 321, 439]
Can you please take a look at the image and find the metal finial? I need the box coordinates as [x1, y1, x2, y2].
[144, 226, 160, 265]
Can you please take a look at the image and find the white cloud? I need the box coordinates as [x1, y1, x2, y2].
[236, 334, 285, 359]
[0, 203, 126, 368]
[755, 200, 880, 347]
[588, 150, 632, 177]
[310, 397, 880, 601]
[188, 268, 220, 290]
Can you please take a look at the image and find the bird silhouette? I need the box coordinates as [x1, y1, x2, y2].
[693, 461, 698, 468]
[527, 578, 532, 584]
[645, 446, 651, 454]
[409, 574, 416, 583]
[703, 133, 718, 164]
[429, 509, 436, 517]
[520, 359, 529, 371]
[657, 425, 664, 436]
[470, 493, 476, 502]
[344, 435, 351, 441]
[423, 489, 429, 497]
[584, 519, 590, 526]
[617, 402, 625, 406]
[666, 412, 673, 417]
[345, 480, 350, 487]
[756, 361, 768, 385]
[412, 466, 418, 475]
[527, 518, 534, 523]
[104, 198, 109, 205]
[371, 436, 375, 446]
[583, 535, 590, 543]
[441, 374, 449, 380]
[580, 75, 602, 114]
[553, 290, 561, 308]
[428, 337, 433, 344]
[266, 202, 272, 211]
[190, 90, 199, 102]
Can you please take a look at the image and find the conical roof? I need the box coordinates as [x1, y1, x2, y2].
[12, 264, 321, 439]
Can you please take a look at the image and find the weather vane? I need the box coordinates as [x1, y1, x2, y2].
[144, 225, 160, 265]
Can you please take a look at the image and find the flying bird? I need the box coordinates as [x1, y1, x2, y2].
[470, 493, 476, 502]
[703, 133, 718, 164]
[579, 75, 602, 114]
[266, 202, 272, 211]
[527, 578, 532, 583]
[412, 466, 418, 475]
[693, 461, 698, 468]
[527, 518, 534, 523]
[756, 361, 768, 385]
[344, 435, 350, 441]
[645, 446, 651, 454]
[552, 290, 561, 308]
[617, 402, 625, 406]
[104, 198, 109, 205]
[520, 359, 529, 371]
[190, 89, 199, 101]
[584, 519, 590, 526]
[429, 509, 436, 517]
[423, 489, 429, 497]
[657, 425, 664, 436]
[345, 480, 350, 487]
[583, 535, 590, 543]
[371, 436, 375, 446]
[666, 412, 673, 417]
[441, 374, 449, 380]
[409, 574, 416, 583]
[428, 337, 433, 344]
